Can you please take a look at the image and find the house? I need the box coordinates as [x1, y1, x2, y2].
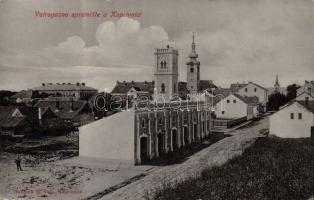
[111, 81, 155, 100]
[295, 92, 314, 101]
[297, 80, 314, 97]
[214, 93, 258, 120]
[231, 81, 268, 112]
[34, 100, 94, 126]
[270, 100, 314, 138]
[0, 106, 58, 136]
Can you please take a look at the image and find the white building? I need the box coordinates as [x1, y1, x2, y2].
[270, 100, 314, 138]
[230, 81, 268, 112]
[214, 93, 258, 120]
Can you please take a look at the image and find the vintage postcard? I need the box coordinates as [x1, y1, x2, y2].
[0, 0, 313, 199]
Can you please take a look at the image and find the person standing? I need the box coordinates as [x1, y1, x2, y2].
[15, 156, 23, 171]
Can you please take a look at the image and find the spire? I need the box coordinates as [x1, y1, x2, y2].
[189, 32, 198, 59]
[274, 74, 280, 93]
[275, 74, 279, 85]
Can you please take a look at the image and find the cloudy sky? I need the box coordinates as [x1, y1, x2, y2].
[0, 0, 313, 91]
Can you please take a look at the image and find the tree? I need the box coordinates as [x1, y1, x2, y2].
[286, 84, 300, 101]
[267, 92, 288, 111]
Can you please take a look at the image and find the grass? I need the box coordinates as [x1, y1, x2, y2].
[153, 137, 314, 200]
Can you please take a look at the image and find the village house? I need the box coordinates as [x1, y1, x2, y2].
[270, 100, 314, 138]
[214, 93, 258, 120]
[296, 80, 314, 101]
[34, 100, 94, 127]
[111, 81, 155, 100]
[230, 81, 268, 112]
[32, 82, 98, 101]
[0, 106, 58, 136]
[79, 34, 215, 164]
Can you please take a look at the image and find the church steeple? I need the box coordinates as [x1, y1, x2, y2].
[189, 32, 198, 59]
[274, 74, 280, 93]
[187, 32, 200, 94]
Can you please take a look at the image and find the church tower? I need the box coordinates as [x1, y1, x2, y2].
[274, 74, 280, 93]
[154, 45, 179, 102]
[186, 32, 200, 94]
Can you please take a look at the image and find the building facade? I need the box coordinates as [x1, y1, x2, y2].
[270, 100, 314, 138]
[32, 82, 98, 100]
[80, 101, 212, 164]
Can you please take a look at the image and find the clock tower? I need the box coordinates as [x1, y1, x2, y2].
[154, 45, 179, 102]
[186, 32, 200, 94]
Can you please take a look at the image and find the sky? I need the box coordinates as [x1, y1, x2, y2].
[0, 0, 313, 91]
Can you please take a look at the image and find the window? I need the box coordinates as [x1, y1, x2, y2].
[290, 113, 294, 119]
[227, 100, 230, 103]
[161, 83, 165, 93]
[158, 117, 162, 125]
[141, 119, 145, 127]
[160, 61, 167, 69]
[245, 88, 248, 92]
[172, 116, 176, 126]
[190, 67, 194, 73]
[254, 88, 257, 92]
[298, 113, 302, 119]
[222, 111, 225, 114]
[233, 100, 236, 103]
[305, 97, 309, 101]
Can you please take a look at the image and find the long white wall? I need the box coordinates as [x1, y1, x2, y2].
[270, 103, 314, 138]
[79, 110, 135, 162]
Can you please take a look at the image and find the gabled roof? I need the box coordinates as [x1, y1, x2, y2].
[297, 100, 314, 113]
[212, 88, 231, 98]
[199, 80, 218, 91]
[34, 100, 91, 120]
[111, 81, 154, 94]
[214, 93, 258, 105]
[11, 90, 33, 99]
[231, 82, 267, 92]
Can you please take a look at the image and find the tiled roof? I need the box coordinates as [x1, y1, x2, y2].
[199, 80, 218, 91]
[33, 83, 97, 91]
[34, 100, 91, 120]
[111, 81, 154, 94]
[212, 88, 231, 98]
[233, 94, 259, 104]
[230, 83, 247, 92]
[0, 117, 26, 128]
[297, 100, 314, 113]
[231, 82, 267, 92]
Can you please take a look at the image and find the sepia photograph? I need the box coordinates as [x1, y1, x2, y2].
[0, 0, 313, 199]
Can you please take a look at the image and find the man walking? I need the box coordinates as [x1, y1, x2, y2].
[15, 156, 23, 171]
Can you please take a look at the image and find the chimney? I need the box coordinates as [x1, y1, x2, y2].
[38, 107, 42, 125]
[42, 83, 45, 86]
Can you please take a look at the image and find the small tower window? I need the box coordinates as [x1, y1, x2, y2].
[190, 67, 194, 73]
[141, 119, 145, 127]
[161, 83, 165, 93]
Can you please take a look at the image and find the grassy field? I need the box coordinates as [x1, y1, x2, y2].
[153, 136, 313, 200]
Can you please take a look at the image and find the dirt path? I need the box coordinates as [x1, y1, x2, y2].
[98, 117, 269, 200]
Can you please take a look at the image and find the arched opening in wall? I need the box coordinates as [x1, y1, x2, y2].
[161, 83, 165, 93]
[140, 137, 148, 162]
[183, 126, 189, 145]
[193, 124, 197, 141]
[172, 129, 178, 150]
[157, 133, 164, 156]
